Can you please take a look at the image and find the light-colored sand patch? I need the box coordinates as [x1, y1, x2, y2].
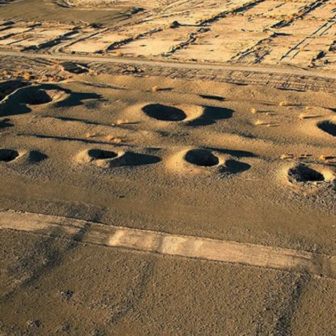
[114, 26, 196, 57]
[1, 210, 336, 278]
[175, 30, 270, 62]
[59, 0, 160, 8]
[67, 32, 132, 53]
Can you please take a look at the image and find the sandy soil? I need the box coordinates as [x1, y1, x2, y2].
[2, 0, 336, 69]
[4, 229, 332, 336]
[0, 71, 335, 334]
[0, 0, 336, 335]
[0, 0, 136, 24]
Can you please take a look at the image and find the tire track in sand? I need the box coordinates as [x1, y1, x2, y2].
[0, 210, 336, 279]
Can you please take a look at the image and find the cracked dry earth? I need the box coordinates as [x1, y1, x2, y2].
[0, 72, 336, 335]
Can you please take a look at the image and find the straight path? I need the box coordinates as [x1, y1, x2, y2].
[0, 50, 335, 80]
[1, 210, 335, 279]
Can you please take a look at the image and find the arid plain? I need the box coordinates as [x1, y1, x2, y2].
[1, 0, 336, 335]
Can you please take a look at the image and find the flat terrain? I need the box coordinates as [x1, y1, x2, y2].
[2, 0, 336, 69]
[1, 1, 336, 335]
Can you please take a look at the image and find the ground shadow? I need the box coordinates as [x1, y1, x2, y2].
[317, 121, 336, 137]
[186, 106, 234, 126]
[0, 84, 102, 117]
[124, 152, 161, 166]
[0, 118, 14, 129]
[27, 150, 49, 163]
[223, 159, 251, 174]
[199, 94, 225, 102]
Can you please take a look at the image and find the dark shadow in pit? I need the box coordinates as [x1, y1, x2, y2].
[88, 149, 118, 160]
[317, 121, 336, 137]
[142, 104, 186, 121]
[0, 84, 103, 117]
[199, 94, 225, 102]
[288, 165, 325, 183]
[185, 149, 219, 167]
[186, 106, 234, 126]
[0, 149, 19, 162]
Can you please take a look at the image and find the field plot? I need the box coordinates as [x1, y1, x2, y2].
[66, 32, 132, 54]
[66, 22, 160, 54]
[244, 0, 310, 17]
[2, 0, 336, 68]
[56, 0, 165, 9]
[304, 2, 336, 20]
[0, 22, 79, 51]
[172, 16, 276, 62]
[110, 26, 197, 57]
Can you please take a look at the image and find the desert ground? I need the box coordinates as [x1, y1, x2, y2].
[0, 0, 336, 335]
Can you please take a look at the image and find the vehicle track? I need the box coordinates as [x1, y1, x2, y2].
[1, 210, 336, 279]
[1, 50, 336, 81]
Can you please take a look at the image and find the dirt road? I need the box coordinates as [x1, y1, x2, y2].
[0, 50, 335, 80]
